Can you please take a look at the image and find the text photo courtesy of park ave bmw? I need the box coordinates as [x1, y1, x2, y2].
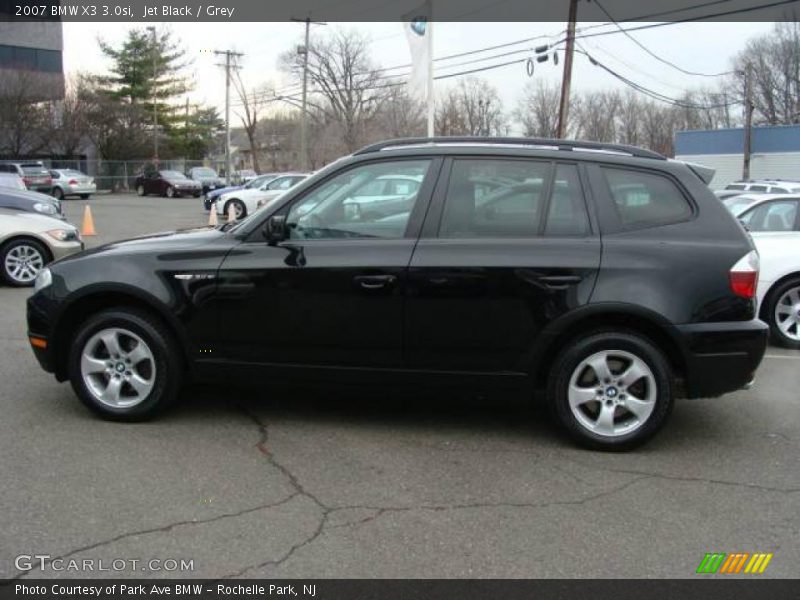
[1, 0, 800, 597]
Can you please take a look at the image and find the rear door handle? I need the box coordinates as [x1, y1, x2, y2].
[540, 275, 583, 289]
[354, 274, 397, 290]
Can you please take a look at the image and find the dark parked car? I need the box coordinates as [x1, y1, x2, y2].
[27, 137, 767, 450]
[0, 161, 53, 194]
[134, 170, 202, 198]
[187, 167, 225, 194]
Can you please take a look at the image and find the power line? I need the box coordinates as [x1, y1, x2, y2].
[593, 0, 735, 77]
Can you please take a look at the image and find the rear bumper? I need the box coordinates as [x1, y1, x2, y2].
[677, 319, 768, 398]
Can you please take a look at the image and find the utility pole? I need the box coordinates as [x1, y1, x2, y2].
[742, 63, 754, 181]
[147, 26, 158, 162]
[557, 0, 579, 139]
[291, 16, 325, 171]
[215, 49, 244, 185]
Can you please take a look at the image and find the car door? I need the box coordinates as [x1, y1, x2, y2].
[405, 157, 601, 373]
[213, 157, 441, 369]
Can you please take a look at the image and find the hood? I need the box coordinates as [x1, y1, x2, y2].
[65, 226, 228, 262]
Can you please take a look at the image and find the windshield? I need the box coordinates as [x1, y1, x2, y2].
[193, 168, 217, 177]
[245, 174, 277, 189]
[21, 165, 48, 175]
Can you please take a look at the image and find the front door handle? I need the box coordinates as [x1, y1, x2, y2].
[354, 274, 397, 290]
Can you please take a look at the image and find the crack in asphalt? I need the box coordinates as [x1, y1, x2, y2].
[10, 404, 797, 581]
[7, 492, 300, 581]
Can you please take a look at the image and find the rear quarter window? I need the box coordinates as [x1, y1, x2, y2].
[602, 167, 692, 229]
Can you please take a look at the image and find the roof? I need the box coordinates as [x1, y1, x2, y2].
[675, 125, 800, 156]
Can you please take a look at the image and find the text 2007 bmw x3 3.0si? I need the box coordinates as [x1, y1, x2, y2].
[27, 137, 768, 450]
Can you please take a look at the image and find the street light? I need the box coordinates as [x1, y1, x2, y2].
[146, 26, 158, 163]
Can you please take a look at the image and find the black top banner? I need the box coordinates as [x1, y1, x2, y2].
[2, 580, 800, 600]
[4, 0, 800, 22]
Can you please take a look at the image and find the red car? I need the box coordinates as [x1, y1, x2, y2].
[134, 170, 202, 198]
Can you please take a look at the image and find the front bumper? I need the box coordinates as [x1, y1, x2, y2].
[49, 239, 84, 261]
[677, 319, 768, 398]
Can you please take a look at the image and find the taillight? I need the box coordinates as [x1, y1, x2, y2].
[68, 179, 78, 185]
[729, 250, 759, 299]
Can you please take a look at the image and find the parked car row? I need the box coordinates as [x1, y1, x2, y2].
[0, 162, 96, 200]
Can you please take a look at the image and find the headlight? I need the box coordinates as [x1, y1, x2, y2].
[45, 228, 80, 242]
[34, 267, 52, 292]
[33, 202, 57, 215]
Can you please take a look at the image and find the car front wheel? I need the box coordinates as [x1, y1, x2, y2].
[548, 331, 673, 451]
[136, 185, 146, 196]
[1, 238, 49, 287]
[68, 308, 183, 421]
[764, 277, 800, 349]
[225, 199, 246, 220]
[52, 187, 64, 200]
[165, 186, 176, 198]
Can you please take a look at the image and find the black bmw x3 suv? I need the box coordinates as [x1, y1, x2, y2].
[27, 137, 768, 449]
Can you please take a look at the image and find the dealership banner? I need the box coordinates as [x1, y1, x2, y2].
[2, 580, 800, 600]
[7, 0, 800, 22]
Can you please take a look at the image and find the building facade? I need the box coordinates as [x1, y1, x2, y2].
[675, 125, 800, 190]
[0, 1, 64, 101]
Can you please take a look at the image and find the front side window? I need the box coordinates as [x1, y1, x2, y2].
[287, 160, 431, 240]
[603, 168, 692, 228]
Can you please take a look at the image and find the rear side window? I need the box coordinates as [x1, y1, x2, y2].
[602, 168, 692, 229]
[544, 164, 590, 237]
[740, 200, 798, 232]
[726, 184, 746, 191]
[748, 185, 768, 192]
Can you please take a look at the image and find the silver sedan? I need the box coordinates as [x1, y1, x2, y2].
[50, 169, 97, 200]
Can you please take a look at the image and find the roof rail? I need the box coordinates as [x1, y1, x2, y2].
[353, 136, 666, 160]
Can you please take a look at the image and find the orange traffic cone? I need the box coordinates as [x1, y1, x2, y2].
[227, 203, 236, 222]
[208, 206, 218, 226]
[81, 204, 97, 236]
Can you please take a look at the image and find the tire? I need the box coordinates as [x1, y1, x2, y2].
[80, 194, 90, 199]
[166, 186, 176, 198]
[548, 330, 674, 451]
[193, 191, 201, 198]
[52, 187, 64, 200]
[763, 277, 800, 349]
[136, 185, 146, 197]
[1, 237, 50, 287]
[68, 308, 183, 421]
[225, 198, 246, 220]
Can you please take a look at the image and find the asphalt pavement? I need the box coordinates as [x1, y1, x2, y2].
[1, 194, 798, 579]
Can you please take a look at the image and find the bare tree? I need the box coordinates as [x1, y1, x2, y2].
[0, 71, 50, 156]
[514, 80, 560, 138]
[280, 29, 388, 152]
[435, 77, 507, 136]
[47, 73, 94, 157]
[731, 21, 800, 125]
[373, 86, 425, 138]
[232, 65, 274, 173]
[574, 90, 620, 142]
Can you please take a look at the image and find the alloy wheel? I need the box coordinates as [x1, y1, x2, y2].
[4, 243, 45, 284]
[567, 350, 657, 438]
[80, 327, 156, 408]
[774, 286, 800, 342]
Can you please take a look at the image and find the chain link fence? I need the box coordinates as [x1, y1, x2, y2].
[39, 159, 232, 192]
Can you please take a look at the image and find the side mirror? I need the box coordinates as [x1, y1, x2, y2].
[264, 215, 287, 245]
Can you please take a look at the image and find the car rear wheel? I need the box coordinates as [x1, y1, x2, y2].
[80, 193, 90, 199]
[226, 199, 246, 220]
[52, 187, 64, 200]
[68, 308, 182, 421]
[765, 278, 800, 349]
[166, 186, 176, 198]
[136, 185, 146, 197]
[1, 238, 49, 287]
[548, 331, 673, 451]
